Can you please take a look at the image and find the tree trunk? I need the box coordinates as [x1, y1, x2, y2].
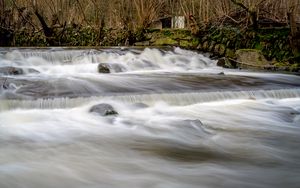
[34, 10, 56, 46]
[0, 0, 4, 16]
[288, 10, 300, 56]
[249, 10, 258, 29]
[230, 0, 258, 29]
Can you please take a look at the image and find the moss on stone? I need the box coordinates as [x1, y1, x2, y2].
[153, 38, 178, 46]
[236, 49, 272, 67]
[225, 49, 236, 59]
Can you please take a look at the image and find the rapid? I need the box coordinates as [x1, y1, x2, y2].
[0, 47, 300, 188]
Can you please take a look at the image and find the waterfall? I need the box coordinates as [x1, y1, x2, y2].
[0, 47, 216, 73]
[1, 88, 299, 111]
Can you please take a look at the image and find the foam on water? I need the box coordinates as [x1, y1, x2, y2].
[0, 98, 300, 188]
[0, 48, 216, 75]
[1, 47, 300, 188]
[1, 88, 300, 110]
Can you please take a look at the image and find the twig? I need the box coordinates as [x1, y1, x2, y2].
[11, 0, 36, 28]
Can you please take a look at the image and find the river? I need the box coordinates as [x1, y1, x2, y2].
[0, 47, 300, 188]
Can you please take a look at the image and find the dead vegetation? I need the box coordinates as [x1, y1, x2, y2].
[0, 0, 299, 47]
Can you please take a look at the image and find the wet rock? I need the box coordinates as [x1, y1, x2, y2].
[217, 57, 226, 67]
[90, 103, 118, 116]
[0, 66, 39, 75]
[217, 57, 237, 69]
[0, 67, 23, 75]
[98, 63, 124, 73]
[218, 72, 225, 75]
[98, 63, 110, 73]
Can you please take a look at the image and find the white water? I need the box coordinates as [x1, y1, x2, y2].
[0, 48, 300, 188]
[0, 47, 215, 74]
[1, 88, 300, 110]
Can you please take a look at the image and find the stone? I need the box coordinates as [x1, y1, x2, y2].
[208, 41, 216, 52]
[98, 63, 125, 73]
[218, 44, 226, 56]
[98, 63, 110, 73]
[0, 66, 39, 75]
[217, 57, 226, 67]
[225, 48, 236, 59]
[153, 38, 178, 46]
[89, 103, 118, 116]
[213, 44, 220, 55]
[196, 43, 202, 50]
[134, 41, 150, 46]
[202, 41, 209, 51]
[235, 49, 272, 68]
[217, 57, 237, 69]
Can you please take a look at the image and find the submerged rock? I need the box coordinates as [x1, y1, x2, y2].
[0, 67, 23, 75]
[0, 66, 39, 75]
[110, 64, 124, 73]
[89, 103, 118, 116]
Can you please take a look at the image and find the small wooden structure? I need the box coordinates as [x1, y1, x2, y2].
[150, 16, 185, 29]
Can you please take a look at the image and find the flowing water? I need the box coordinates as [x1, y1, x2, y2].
[0, 47, 300, 188]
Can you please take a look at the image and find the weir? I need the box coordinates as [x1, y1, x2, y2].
[1, 88, 300, 110]
[1, 49, 101, 63]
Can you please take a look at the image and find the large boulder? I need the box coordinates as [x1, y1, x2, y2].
[89, 103, 118, 116]
[218, 49, 276, 70]
[0, 66, 39, 75]
[235, 49, 272, 69]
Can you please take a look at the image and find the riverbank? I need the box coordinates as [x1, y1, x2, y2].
[141, 27, 299, 72]
[1, 26, 299, 72]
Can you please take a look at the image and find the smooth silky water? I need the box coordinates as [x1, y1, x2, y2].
[0, 47, 300, 188]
